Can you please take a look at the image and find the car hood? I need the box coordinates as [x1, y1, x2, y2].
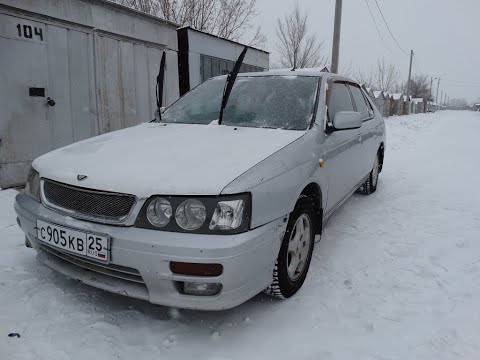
[34, 123, 305, 197]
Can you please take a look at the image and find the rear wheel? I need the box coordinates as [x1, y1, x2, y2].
[358, 153, 380, 195]
[264, 196, 315, 299]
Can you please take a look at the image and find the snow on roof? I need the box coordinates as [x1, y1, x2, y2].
[392, 93, 403, 100]
[412, 98, 424, 104]
[240, 69, 326, 77]
[296, 66, 330, 72]
[403, 95, 413, 101]
[373, 90, 384, 98]
[178, 26, 269, 54]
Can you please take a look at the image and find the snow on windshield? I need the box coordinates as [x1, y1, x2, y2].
[162, 76, 319, 130]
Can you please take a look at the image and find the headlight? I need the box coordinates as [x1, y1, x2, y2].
[146, 198, 172, 227]
[175, 199, 206, 230]
[135, 194, 251, 234]
[25, 167, 40, 202]
[209, 200, 244, 231]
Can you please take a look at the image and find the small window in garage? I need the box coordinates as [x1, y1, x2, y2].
[220, 60, 228, 75]
[328, 83, 354, 122]
[202, 56, 212, 81]
[211, 58, 220, 77]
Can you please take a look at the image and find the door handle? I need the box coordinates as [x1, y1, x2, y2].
[357, 132, 363, 142]
[46, 97, 55, 107]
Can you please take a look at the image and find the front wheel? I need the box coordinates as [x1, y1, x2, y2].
[358, 153, 380, 195]
[264, 196, 315, 299]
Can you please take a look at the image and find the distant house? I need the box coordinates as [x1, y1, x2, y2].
[391, 93, 404, 116]
[412, 98, 426, 113]
[403, 95, 413, 115]
[474, 103, 480, 111]
[365, 87, 375, 99]
[383, 92, 392, 118]
[372, 91, 385, 116]
[360, 84, 374, 99]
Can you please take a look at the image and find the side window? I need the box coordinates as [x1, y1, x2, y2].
[202, 56, 212, 81]
[348, 84, 370, 120]
[363, 91, 375, 117]
[328, 83, 354, 122]
[211, 58, 220, 77]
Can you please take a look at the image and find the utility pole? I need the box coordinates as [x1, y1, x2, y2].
[429, 77, 435, 112]
[331, 0, 342, 73]
[406, 50, 414, 114]
[435, 77, 441, 107]
[440, 89, 444, 109]
[430, 77, 434, 100]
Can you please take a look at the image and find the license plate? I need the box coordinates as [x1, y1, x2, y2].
[36, 219, 109, 263]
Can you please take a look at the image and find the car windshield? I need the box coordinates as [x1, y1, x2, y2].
[161, 75, 319, 130]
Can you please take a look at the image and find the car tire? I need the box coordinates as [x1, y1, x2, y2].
[264, 196, 316, 299]
[357, 152, 380, 195]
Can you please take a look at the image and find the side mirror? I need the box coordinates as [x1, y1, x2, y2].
[332, 111, 362, 130]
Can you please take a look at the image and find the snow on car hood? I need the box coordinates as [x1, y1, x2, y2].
[34, 123, 305, 197]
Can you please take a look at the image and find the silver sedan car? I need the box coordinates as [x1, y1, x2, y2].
[15, 70, 386, 310]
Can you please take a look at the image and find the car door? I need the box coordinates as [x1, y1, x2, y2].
[322, 81, 364, 213]
[347, 83, 377, 178]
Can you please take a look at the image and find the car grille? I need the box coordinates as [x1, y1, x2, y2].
[39, 243, 145, 285]
[42, 179, 136, 222]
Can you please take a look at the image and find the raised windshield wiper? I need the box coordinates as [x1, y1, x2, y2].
[153, 51, 166, 123]
[218, 46, 248, 125]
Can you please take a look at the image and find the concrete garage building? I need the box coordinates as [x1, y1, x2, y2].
[391, 93, 405, 116]
[0, 0, 180, 188]
[177, 26, 269, 96]
[0, 0, 269, 188]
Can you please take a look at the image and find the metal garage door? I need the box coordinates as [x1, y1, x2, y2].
[0, 13, 95, 188]
[94, 32, 168, 133]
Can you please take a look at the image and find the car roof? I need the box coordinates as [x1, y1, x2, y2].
[238, 69, 324, 77]
[211, 70, 356, 85]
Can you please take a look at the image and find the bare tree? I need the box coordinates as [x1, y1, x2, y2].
[354, 68, 375, 89]
[398, 75, 431, 99]
[450, 98, 469, 109]
[339, 60, 355, 78]
[375, 58, 400, 93]
[115, 0, 265, 47]
[274, 3, 327, 69]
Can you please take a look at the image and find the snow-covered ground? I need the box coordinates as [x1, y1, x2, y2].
[2, 110, 480, 360]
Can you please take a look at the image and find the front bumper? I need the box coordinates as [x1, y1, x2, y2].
[14, 192, 287, 310]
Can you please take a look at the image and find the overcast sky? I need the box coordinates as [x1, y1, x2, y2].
[253, 0, 480, 102]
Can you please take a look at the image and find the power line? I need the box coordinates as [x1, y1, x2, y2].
[373, 0, 409, 55]
[443, 83, 480, 88]
[413, 54, 423, 74]
[364, 0, 393, 55]
[443, 79, 480, 85]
